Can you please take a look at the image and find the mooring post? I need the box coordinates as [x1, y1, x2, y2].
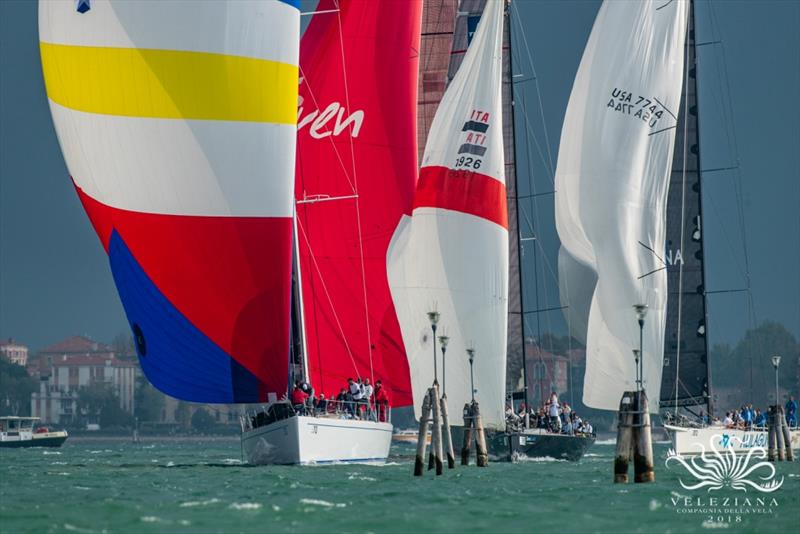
[414, 387, 433, 476]
[633, 391, 655, 483]
[473, 401, 488, 467]
[461, 402, 473, 465]
[779, 407, 793, 461]
[440, 394, 456, 469]
[775, 406, 786, 461]
[430, 384, 444, 474]
[768, 406, 777, 462]
[614, 391, 634, 483]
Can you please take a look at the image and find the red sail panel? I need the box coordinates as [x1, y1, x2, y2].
[296, 0, 422, 406]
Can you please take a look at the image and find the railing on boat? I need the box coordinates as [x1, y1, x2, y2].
[240, 399, 392, 432]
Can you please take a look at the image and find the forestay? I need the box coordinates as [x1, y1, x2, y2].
[554, 0, 689, 411]
[39, 0, 300, 402]
[388, 0, 507, 429]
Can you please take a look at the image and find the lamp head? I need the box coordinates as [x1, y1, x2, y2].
[772, 355, 781, 369]
[427, 311, 440, 326]
[466, 348, 475, 364]
[438, 335, 449, 349]
[632, 349, 640, 362]
[633, 304, 648, 321]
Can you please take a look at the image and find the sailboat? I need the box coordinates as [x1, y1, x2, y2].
[555, 0, 800, 457]
[39, 0, 421, 465]
[655, 0, 800, 456]
[390, 0, 594, 462]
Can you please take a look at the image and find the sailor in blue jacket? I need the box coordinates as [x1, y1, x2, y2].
[786, 396, 798, 427]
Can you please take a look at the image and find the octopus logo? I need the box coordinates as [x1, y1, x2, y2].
[665, 435, 784, 493]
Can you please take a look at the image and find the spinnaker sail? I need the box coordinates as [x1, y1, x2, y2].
[388, 0, 507, 428]
[40, 0, 301, 402]
[296, 0, 422, 406]
[554, 0, 689, 411]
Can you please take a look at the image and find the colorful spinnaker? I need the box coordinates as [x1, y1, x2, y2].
[387, 0, 507, 429]
[554, 0, 689, 411]
[39, 0, 301, 402]
[296, 0, 422, 406]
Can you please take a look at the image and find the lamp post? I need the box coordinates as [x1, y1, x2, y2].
[633, 304, 648, 392]
[771, 355, 781, 408]
[439, 335, 449, 396]
[427, 311, 440, 384]
[467, 348, 476, 403]
[632, 349, 641, 392]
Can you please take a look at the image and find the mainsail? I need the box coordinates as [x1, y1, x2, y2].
[296, 0, 422, 406]
[660, 3, 712, 411]
[554, 0, 689, 411]
[388, 0, 507, 428]
[39, 0, 300, 403]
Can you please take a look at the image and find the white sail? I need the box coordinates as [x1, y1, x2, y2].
[387, 0, 507, 429]
[554, 0, 689, 411]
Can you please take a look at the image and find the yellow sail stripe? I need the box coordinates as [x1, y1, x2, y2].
[40, 42, 298, 124]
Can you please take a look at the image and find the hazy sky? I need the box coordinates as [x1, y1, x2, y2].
[1, 0, 798, 354]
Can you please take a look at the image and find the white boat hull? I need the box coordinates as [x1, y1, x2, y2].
[665, 424, 800, 456]
[242, 415, 393, 465]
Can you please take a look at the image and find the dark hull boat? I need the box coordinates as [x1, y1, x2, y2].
[494, 430, 595, 462]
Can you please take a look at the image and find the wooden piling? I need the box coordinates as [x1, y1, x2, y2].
[633, 391, 655, 483]
[768, 407, 777, 462]
[430, 385, 444, 475]
[413, 388, 432, 476]
[461, 402, 473, 466]
[780, 409, 794, 461]
[473, 401, 488, 467]
[614, 391, 634, 483]
[775, 407, 786, 461]
[440, 394, 456, 469]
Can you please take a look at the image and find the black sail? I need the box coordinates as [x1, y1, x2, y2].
[660, 3, 712, 412]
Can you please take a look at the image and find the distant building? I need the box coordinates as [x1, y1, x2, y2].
[0, 338, 29, 366]
[30, 336, 136, 424]
[520, 343, 570, 408]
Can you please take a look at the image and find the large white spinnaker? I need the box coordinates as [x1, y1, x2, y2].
[387, 0, 507, 429]
[554, 0, 689, 411]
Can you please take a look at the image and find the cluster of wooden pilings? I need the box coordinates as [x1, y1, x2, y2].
[614, 390, 654, 483]
[767, 405, 794, 462]
[414, 383, 487, 476]
[460, 400, 488, 467]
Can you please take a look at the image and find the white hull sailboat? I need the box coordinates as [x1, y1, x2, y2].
[665, 424, 800, 457]
[241, 404, 392, 465]
[39, 0, 422, 466]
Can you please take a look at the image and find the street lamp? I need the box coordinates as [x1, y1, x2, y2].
[771, 355, 781, 408]
[632, 349, 641, 391]
[427, 311, 440, 385]
[439, 335, 449, 396]
[633, 304, 648, 392]
[467, 348, 476, 403]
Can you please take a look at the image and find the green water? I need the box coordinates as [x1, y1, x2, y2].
[1, 439, 798, 533]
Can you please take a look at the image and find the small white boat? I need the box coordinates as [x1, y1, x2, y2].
[665, 423, 800, 456]
[241, 401, 392, 465]
[0, 416, 68, 448]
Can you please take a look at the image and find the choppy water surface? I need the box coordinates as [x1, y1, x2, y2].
[1, 439, 798, 533]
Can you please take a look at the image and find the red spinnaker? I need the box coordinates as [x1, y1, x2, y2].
[297, 0, 422, 406]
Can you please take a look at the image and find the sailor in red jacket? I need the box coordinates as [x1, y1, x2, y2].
[374, 380, 390, 422]
[291, 383, 309, 413]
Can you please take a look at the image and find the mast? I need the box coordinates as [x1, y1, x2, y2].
[505, 0, 529, 418]
[661, 0, 712, 416]
[292, 203, 310, 384]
